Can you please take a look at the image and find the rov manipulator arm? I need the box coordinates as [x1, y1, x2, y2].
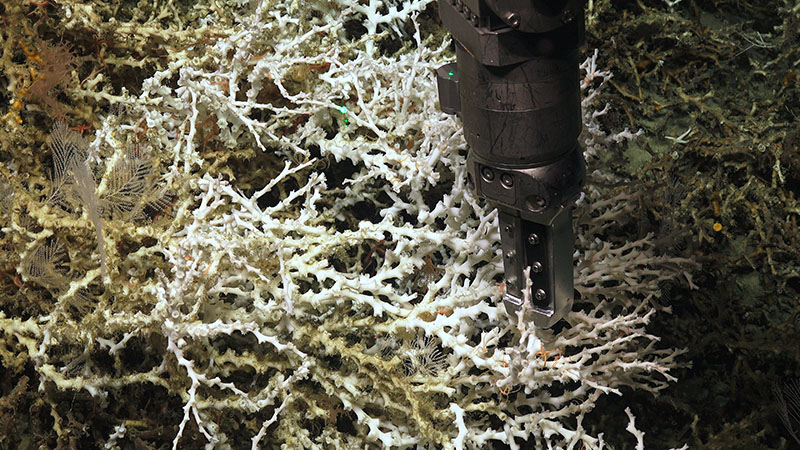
[436, 0, 586, 328]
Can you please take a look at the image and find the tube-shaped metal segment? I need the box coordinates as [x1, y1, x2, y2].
[456, 43, 581, 166]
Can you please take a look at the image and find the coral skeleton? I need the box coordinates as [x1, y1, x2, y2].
[0, 1, 697, 448]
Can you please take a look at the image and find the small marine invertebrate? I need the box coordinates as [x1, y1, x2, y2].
[774, 378, 800, 445]
[48, 121, 106, 279]
[100, 144, 172, 222]
[21, 238, 67, 289]
[25, 41, 76, 115]
[402, 334, 446, 377]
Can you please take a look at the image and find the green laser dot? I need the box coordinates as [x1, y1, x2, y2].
[448, 71, 454, 77]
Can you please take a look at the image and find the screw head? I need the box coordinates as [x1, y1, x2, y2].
[525, 194, 547, 211]
[500, 173, 514, 188]
[527, 233, 540, 245]
[506, 12, 520, 28]
[531, 261, 543, 273]
[534, 289, 547, 301]
[481, 166, 495, 181]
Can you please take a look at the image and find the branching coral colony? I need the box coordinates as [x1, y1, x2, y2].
[0, 1, 698, 448]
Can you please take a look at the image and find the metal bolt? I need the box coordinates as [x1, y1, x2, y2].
[500, 173, 514, 187]
[531, 261, 543, 273]
[506, 12, 520, 28]
[505, 250, 515, 260]
[481, 166, 495, 181]
[528, 233, 539, 245]
[561, 9, 574, 24]
[526, 194, 547, 211]
[504, 225, 513, 234]
[534, 289, 547, 301]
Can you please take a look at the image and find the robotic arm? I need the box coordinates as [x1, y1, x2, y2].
[436, 0, 586, 327]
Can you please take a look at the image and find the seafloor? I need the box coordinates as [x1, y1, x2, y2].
[581, 0, 800, 448]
